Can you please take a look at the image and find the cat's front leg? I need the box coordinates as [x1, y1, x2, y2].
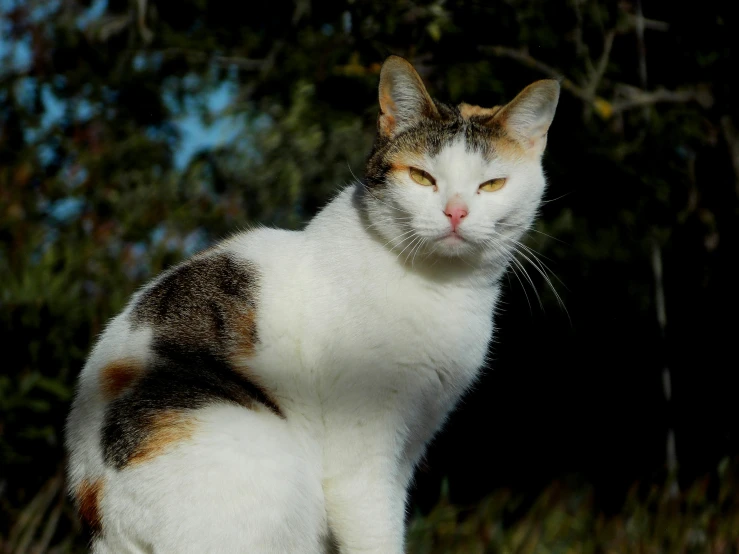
[323, 455, 408, 554]
[323, 428, 407, 554]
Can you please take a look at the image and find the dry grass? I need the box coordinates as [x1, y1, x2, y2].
[3, 461, 738, 553]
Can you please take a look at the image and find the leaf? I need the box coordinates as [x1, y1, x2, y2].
[593, 97, 613, 120]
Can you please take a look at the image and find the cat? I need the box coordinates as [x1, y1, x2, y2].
[65, 55, 559, 553]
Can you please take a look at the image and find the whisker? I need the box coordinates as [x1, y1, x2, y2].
[498, 239, 569, 320]
[509, 253, 543, 310]
[384, 228, 418, 250]
[509, 241, 568, 291]
[410, 237, 427, 267]
[485, 238, 533, 313]
[404, 236, 423, 265]
[502, 236, 561, 278]
[540, 191, 575, 206]
[396, 233, 422, 262]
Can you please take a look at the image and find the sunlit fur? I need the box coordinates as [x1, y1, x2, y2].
[364, 137, 547, 262]
[364, 55, 559, 276]
[65, 56, 559, 554]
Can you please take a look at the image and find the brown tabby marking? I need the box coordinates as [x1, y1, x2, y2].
[77, 478, 104, 534]
[100, 358, 143, 399]
[458, 103, 502, 120]
[128, 411, 196, 465]
[366, 58, 558, 194]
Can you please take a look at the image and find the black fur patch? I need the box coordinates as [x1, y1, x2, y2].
[102, 252, 284, 469]
[102, 338, 282, 468]
[131, 252, 256, 339]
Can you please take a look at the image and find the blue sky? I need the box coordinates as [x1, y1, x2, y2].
[1, 0, 253, 260]
[0, 0, 248, 172]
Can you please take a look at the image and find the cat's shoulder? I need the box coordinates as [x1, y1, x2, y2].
[129, 226, 302, 313]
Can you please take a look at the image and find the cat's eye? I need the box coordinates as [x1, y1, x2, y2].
[479, 178, 507, 192]
[409, 167, 436, 188]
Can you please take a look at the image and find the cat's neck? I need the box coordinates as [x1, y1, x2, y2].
[305, 183, 508, 290]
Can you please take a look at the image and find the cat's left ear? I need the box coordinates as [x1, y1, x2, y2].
[378, 56, 439, 138]
[496, 80, 560, 153]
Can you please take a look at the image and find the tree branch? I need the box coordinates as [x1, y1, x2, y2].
[479, 45, 713, 119]
[585, 30, 615, 99]
[720, 115, 739, 199]
[624, 13, 670, 32]
[612, 85, 713, 112]
[478, 45, 590, 102]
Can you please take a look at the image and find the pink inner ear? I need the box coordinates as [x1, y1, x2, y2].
[379, 93, 398, 136]
[380, 92, 397, 114]
[379, 113, 396, 137]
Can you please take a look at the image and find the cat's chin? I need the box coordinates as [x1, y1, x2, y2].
[432, 233, 478, 258]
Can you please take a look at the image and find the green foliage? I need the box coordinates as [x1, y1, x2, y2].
[1, 0, 738, 550]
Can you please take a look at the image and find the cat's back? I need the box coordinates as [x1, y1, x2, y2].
[64, 226, 332, 549]
[67, 224, 306, 432]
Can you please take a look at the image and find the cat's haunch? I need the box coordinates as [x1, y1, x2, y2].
[66, 55, 558, 553]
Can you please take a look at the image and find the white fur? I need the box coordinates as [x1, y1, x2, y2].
[66, 134, 549, 553]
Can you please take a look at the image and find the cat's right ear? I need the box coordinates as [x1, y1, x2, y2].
[378, 56, 439, 138]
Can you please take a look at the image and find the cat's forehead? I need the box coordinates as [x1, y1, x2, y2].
[428, 138, 502, 182]
[388, 118, 524, 174]
[388, 105, 525, 165]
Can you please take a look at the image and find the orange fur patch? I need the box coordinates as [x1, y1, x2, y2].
[77, 478, 103, 534]
[379, 92, 398, 137]
[229, 310, 285, 418]
[459, 103, 502, 120]
[100, 358, 143, 399]
[379, 113, 396, 137]
[390, 162, 409, 173]
[232, 308, 258, 359]
[493, 135, 528, 158]
[128, 411, 196, 465]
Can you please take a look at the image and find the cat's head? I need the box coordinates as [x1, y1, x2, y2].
[363, 55, 559, 266]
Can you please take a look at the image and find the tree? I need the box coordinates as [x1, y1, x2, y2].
[2, 0, 738, 550]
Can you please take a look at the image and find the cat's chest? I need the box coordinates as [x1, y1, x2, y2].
[362, 279, 494, 368]
[259, 270, 497, 394]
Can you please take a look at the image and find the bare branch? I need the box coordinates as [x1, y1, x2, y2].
[721, 116, 739, 199]
[611, 86, 713, 113]
[634, 0, 649, 121]
[585, 30, 615, 99]
[480, 45, 713, 119]
[479, 45, 590, 102]
[136, 0, 154, 45]
[624, 13, 670, 32]
[651, 240, 679, 497]
[571, 0, 594, 75]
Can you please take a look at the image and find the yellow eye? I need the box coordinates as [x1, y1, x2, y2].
[479, 178, 507, 192]
[409, 167, 436, 187]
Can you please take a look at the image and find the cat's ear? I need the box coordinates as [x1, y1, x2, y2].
[378, 56, 439, 138]
[496, 80, 560, 153]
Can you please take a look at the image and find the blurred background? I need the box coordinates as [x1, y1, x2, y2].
[2, 0, 738, 552]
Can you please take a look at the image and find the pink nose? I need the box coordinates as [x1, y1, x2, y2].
[444, 202, 468, 231]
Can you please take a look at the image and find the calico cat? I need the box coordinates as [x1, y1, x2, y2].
[65, 55, 559, 553]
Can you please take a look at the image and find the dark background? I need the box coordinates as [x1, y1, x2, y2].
[2, 0, 738, 551]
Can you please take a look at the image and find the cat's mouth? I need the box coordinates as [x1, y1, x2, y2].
[439, 229, 467, 246]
